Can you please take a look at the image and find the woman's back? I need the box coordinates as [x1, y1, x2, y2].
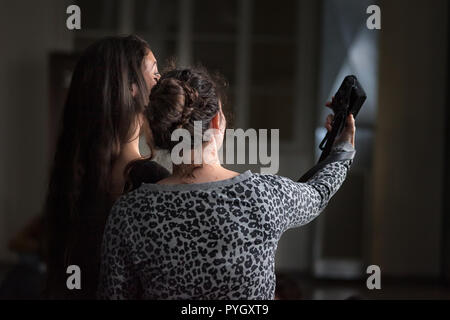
[98, 158, 352, 299]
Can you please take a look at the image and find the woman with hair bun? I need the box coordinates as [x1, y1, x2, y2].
[98, 67, 356, 300]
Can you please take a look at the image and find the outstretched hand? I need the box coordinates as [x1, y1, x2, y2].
[324, 98, 356, 147]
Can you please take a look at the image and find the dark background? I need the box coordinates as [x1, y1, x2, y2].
[0, 0, 449, 299]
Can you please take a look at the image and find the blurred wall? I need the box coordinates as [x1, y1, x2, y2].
[0, 0, 73, 262]
[266, 0, 321, 273]
[311, 0, 379, 279]
[372, 0, 448, 277]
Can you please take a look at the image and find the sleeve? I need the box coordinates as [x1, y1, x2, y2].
[277, 142, 355, 232]
[97, 202, 140, 300]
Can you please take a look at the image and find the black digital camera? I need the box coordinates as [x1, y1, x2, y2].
[317, 75, 366, 162]
[298, 75, 366, 182]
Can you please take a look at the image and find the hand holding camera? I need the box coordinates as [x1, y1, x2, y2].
[318, 75, 366, 162]
[325, 101, 356, 148]
[298, 75, 365, 182]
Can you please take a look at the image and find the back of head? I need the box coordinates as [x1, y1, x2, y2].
[43, 35, 150, 299]
[146, 67, 225, 152]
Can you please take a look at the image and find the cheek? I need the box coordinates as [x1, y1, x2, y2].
[143, 71, 156, 89]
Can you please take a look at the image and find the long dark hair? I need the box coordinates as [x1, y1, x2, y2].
[43, 35, 151, 299]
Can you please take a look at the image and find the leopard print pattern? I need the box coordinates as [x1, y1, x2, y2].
[98, 160, 352, 299]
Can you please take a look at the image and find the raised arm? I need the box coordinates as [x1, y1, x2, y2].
[275, 149, 353, 233]
[276, 113, 356, 233]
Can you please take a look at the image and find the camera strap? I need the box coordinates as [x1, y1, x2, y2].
[298, 142, 355, 182]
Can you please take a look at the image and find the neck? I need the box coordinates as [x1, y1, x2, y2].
[110, 136, 142, 196]
[172, 142, 223, 178]
[172, 162, 223, 176]
[119, 136, 141, 164]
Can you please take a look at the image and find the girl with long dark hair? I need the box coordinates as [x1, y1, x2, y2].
[43, 35, 169, 299]
[98, 67, 356, 299]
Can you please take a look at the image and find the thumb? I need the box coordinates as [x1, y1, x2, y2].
[346, 114, 355, 132]
[336, 114, 356, 147]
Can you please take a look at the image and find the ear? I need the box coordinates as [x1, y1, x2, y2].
[210, 112, 220, 130]
[131, 83, 138, 97]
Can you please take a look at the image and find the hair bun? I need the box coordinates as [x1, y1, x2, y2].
[178, 81, 201, 126]
[147, 78, 198, 150]
[146, 67, 222, 151]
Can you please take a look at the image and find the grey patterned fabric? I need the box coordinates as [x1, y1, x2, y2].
[98, 148, 353, 300]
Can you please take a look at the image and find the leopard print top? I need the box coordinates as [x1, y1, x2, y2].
[98, 149, 353, 300]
